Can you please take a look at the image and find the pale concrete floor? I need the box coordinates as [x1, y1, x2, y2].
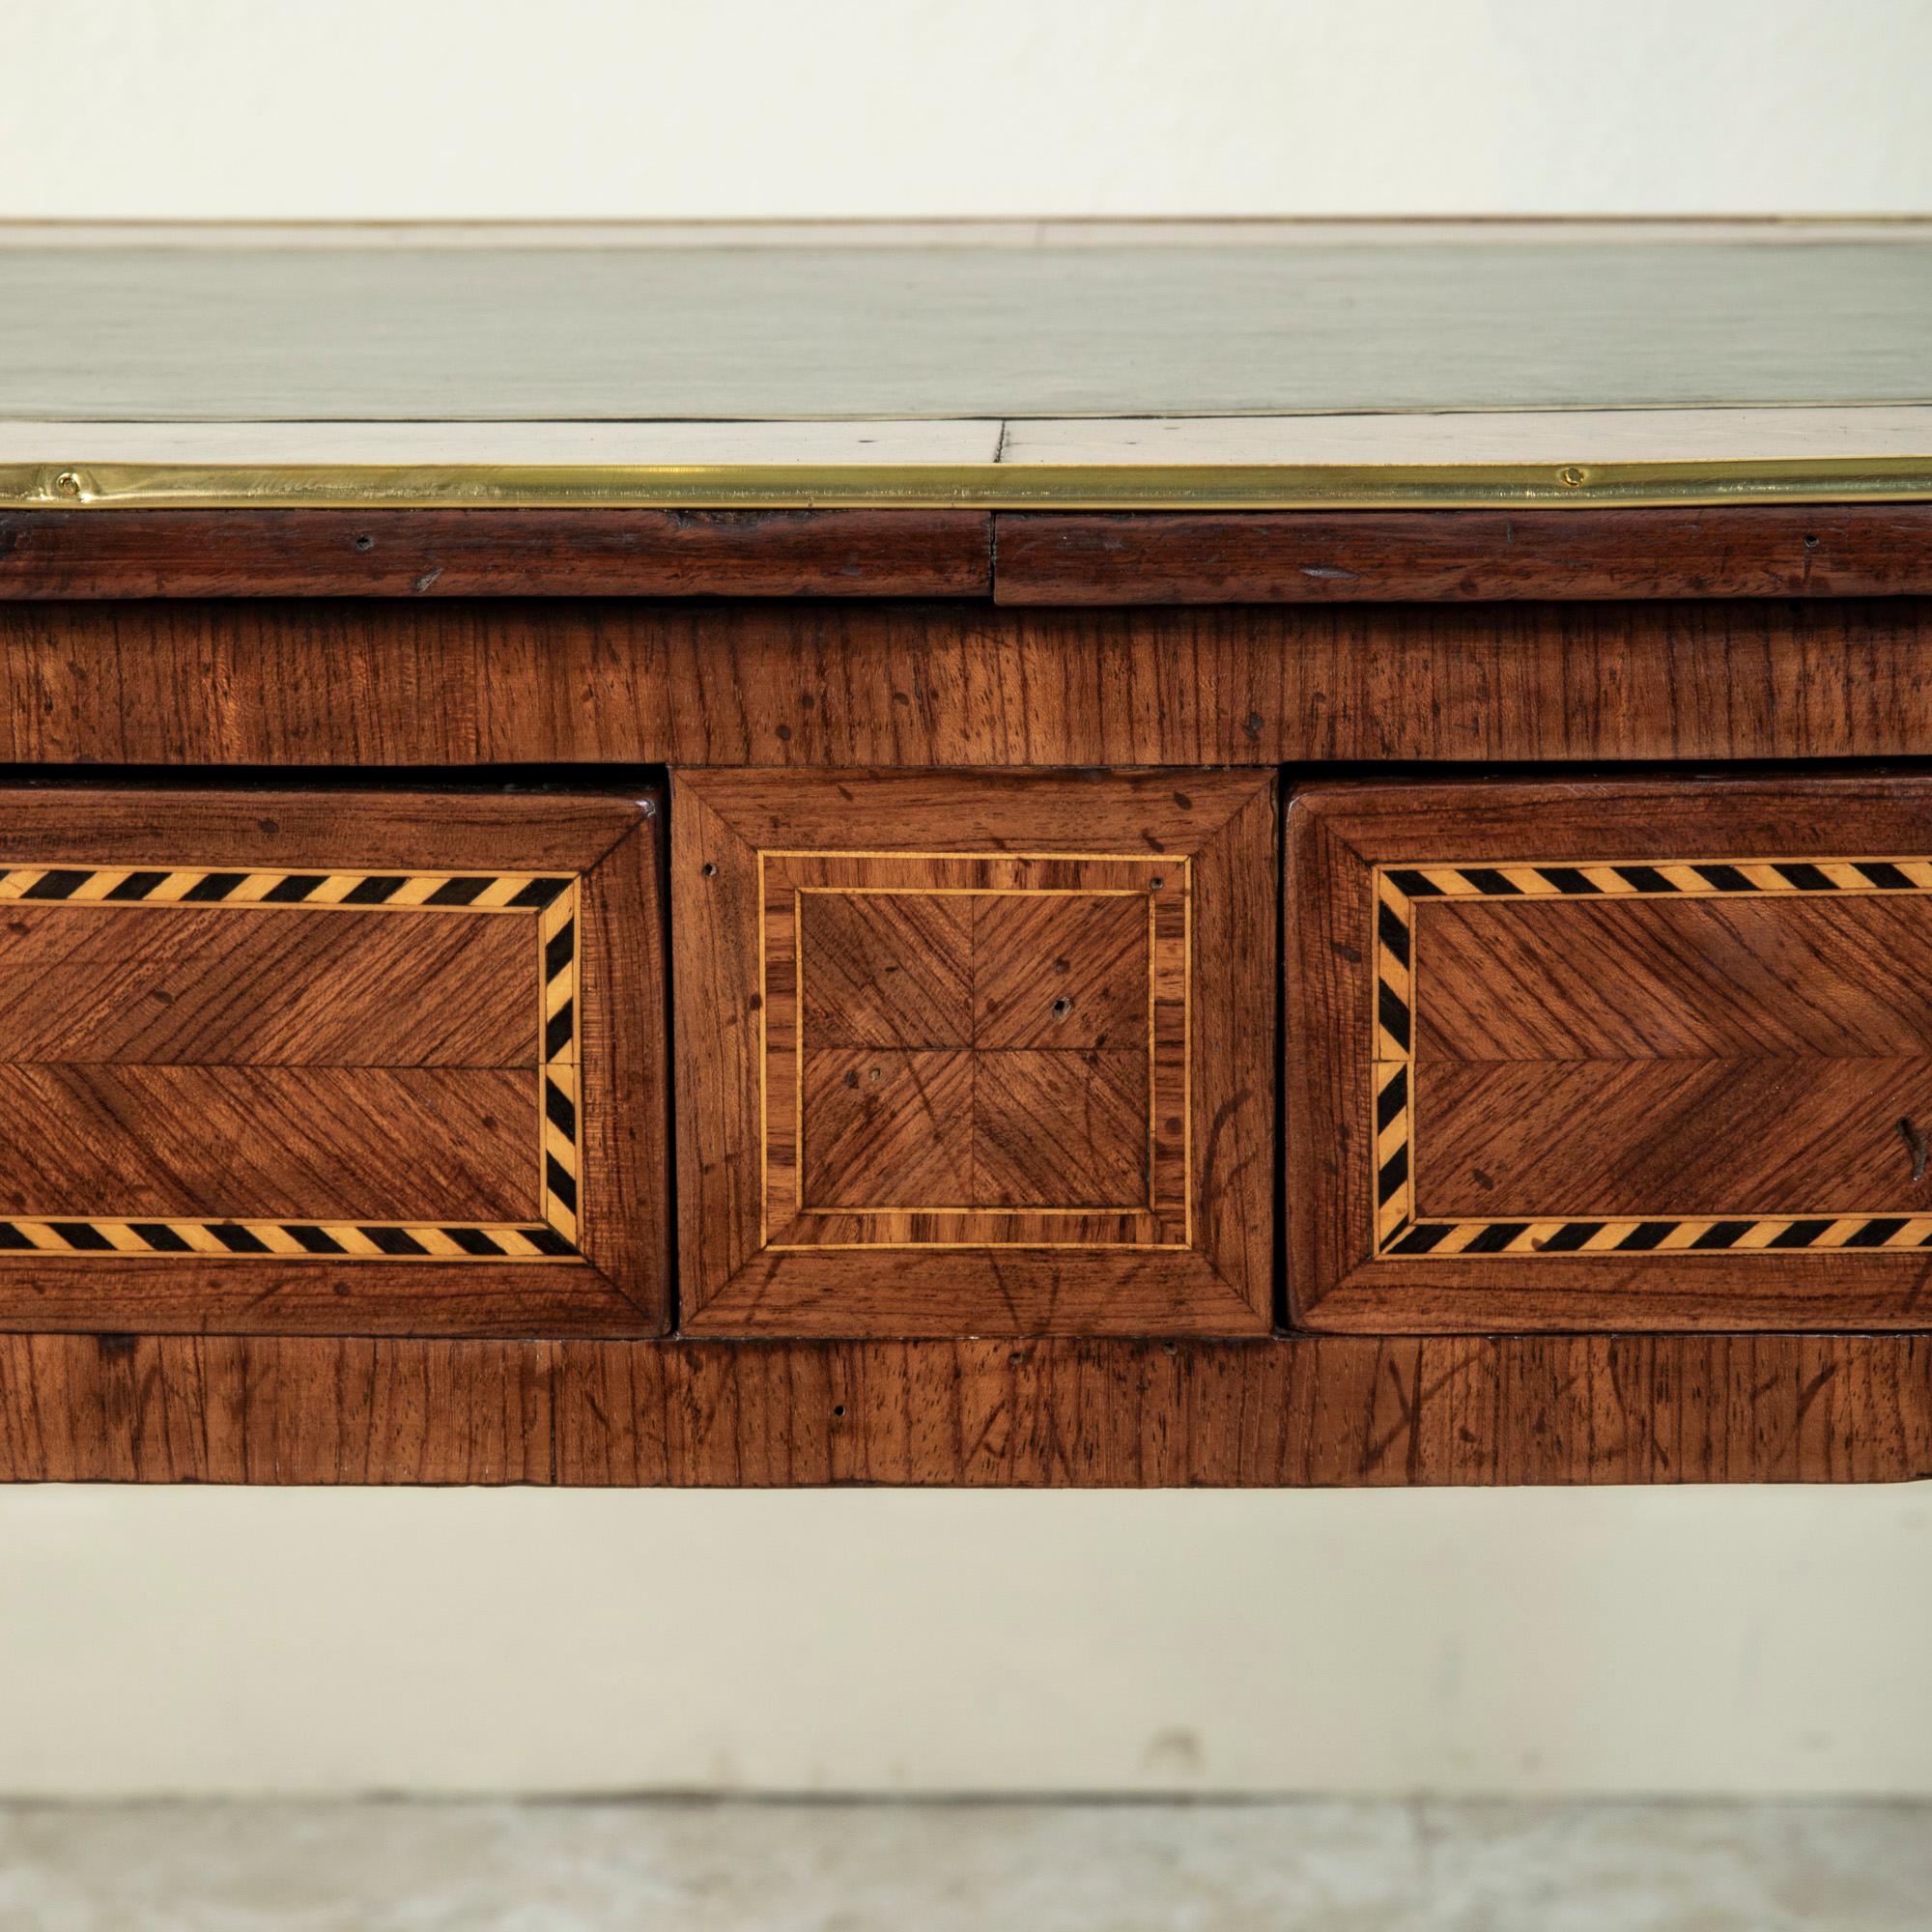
[0, 1800, 1928, 1931]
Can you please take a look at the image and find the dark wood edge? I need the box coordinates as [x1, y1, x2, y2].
[15, 504, 1932, 605]
[1192, 775, 1276, 1321]
[993, 506, 1932, 605]
[0, 509, 994, 600]
[681, 1248, 1267, 1339]
[0, 1260, 651, 1339]
[1283, 800, 1369, 1326]
[3, 1332, 1926, 1486]
[671, 783, 762, 1318]
[671, 765, 1275, 852]
[1298, 1274, 1932, 1333]
[576, 812, 672, 1333]
[0, 783, 653, 871]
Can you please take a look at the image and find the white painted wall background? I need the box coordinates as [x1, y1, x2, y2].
[8, 0, 1932, 218]
[1, 0, 1930, 1797]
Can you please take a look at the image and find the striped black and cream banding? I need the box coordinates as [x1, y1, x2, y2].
[1382, 1214, 1932, 1258]
[1372, 855, 1932, 1261]
[0, 865, 574, 911]
[537, 883, 580, 1248]
[0, 1218, 578, 1260]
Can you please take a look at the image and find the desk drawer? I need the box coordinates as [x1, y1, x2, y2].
[0, 786, 668, 1336]
[1289, 777, 1932, 1331]
[673, 768, 1275, 1335]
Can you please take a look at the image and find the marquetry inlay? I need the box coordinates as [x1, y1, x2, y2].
[1374, 855, 1932, 1259]
[758, 849, 1190, 1251]
[0, 863, 582, 1261]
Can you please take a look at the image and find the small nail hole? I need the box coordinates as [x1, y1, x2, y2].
[700, 862, 717, 878]
[353, 534, 375, 553]
[1051, 997, 1072, 1018]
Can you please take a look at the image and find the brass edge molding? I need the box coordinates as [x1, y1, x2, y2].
[7, 457, 1932, 512]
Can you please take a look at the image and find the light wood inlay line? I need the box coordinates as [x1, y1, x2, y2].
[759, 850, 1189, 1247]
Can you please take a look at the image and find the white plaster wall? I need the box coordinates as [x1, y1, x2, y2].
[1, 0, 1929, 1797]
[2, 1487, 1931, 1798]
[6, 0, 1932, 219]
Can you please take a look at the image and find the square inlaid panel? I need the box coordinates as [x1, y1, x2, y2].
[0, 787, 668, 1337]
[674, 770, 1275, 1335]
[775, 860, 1183, 1236]
[1288, 776, 1932, 1333]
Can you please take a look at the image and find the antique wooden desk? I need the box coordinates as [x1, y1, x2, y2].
[1, 218, 1929, 1486]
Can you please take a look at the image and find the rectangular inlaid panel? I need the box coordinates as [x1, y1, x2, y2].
[1289, 777, 1932, 1331]
[0, 788, 668, 1337]
[673, 769, 1275, 1335]
[766, 854, 1188, 1246]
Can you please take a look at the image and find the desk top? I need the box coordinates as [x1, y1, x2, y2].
[6, 220, 1932, 510]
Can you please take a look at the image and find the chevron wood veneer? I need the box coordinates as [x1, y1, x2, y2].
[1290, 776, 1932, 1333]
[0, 788, 669, 1338]
[673, 769, 1276, 1336]
[773, 852, 1185, 1238]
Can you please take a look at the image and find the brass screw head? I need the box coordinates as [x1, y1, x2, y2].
[52, 470, 84, 500]
[1558, 465, 1587, 489]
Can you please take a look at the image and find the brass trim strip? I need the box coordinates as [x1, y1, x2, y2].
[8, 457, 1932, 512]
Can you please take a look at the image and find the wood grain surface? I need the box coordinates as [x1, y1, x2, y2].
[673, 769, 1274, 1336]
[0, 1332, 1925, 1487]
[0, 900, 537, 1063]
[1288, 776, 1932, 1333]
[15, 506, 1932, 604]
[0, 509, 993, 600]
[0, 1065, 537, 1220]
[992, 507, 1932, 604]
[14, 597, 1932, 768]
[0, 786, 670, 1337]
[7, 500, 1932, 1488]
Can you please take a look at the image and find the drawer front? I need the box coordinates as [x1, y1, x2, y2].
[1289, 777, 1932, 1331]
[673, 768, 1275, 1334]
[0, 787, 667, 1336]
